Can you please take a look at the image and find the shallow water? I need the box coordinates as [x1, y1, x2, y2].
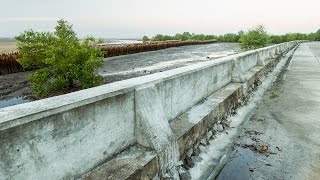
[216, 147, 257, 180]
[0, 96, 30, 109]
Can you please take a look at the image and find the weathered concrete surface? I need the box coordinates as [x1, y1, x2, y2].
[217, 42, 320, 180]
[188, 44, 298, 180]
[0, 41, 300, 180]
[0, 92, 136, 180]
[82, 145, 158, 180]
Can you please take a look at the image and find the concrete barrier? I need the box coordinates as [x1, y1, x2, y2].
[0, 41, 301, 180]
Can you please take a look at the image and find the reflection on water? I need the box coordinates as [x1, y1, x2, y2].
[216, 147, 256, 180]
[0, 96, 30, 109]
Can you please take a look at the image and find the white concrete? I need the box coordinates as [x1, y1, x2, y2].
[189, 46, 298, 180]
[0, 92, 136, 180]
[0, 41, 300, 179]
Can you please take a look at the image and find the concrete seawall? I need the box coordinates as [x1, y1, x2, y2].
[0, 41, 301, 180]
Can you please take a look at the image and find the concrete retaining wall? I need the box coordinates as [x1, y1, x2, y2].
[0, 41, 300, 180]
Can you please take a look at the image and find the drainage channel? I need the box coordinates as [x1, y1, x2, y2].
[187, 45, 299, 180]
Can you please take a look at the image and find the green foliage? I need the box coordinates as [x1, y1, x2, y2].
[16, 19, 103, 96]
[142, 35, 150, 42]
[270, 32, 316, 44]
[152, 34, 175, 41]
[239, 25, 269, 50]
[217, 33, 241, 43]
[146, 27, 319, 45]
[150, 32, 216, 41]
[96, 37, 106, 44]
[316, 29, 320, 41]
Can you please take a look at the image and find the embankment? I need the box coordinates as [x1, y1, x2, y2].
[0, 41, 301, 179]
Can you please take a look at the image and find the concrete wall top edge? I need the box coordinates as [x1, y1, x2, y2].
[0, 41, 300, 131]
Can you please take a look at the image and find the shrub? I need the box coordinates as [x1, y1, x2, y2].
[316, 29, 320, 41]
[142, 36, 150, 42]
[16, 19, 103, 96]
[239, 25, 269, 50]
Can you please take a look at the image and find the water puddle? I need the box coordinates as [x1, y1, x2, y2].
[216, 147, 257, 180]
[0, 96, 31, 109]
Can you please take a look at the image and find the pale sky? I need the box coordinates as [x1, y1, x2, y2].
[0, 0, 319, 38]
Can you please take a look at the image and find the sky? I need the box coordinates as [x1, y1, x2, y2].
[0, 0, 319, 39]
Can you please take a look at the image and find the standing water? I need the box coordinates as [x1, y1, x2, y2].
[0, 96, 30, 109]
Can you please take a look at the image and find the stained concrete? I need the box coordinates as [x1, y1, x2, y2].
[0, 41, 299, 180]
[189, 44, 298, 180]
[217, 42, 320, 180]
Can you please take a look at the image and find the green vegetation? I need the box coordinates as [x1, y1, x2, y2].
[270, 29, 320, 43]
[142, 32, 217, 42]
[217, 32, 242, 43]
[142, 28, 320, 50]
[142, 35, 150, 42]
[16, 19, 103, 96]
[239, 25, 269, 50]
[96, 37, 106, 44]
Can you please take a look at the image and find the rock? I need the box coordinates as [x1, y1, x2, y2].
[244, 138, 255, 147]
[191, 155, 203, 163]
[192, 146, 201, 156]
[186, 149, 193, 157]
[161, 173, 170, 180]
[200, 139, 207, 146]
[169, 168, 180, 180]
[176, 160, 184, 166]
[249, 167, 256, 172]
[184, 156, 194, 168]
[261, 145, 269, 152]
[217, 124, 224, 132]
[221, 120, 230, 128]
[213, 124, 218, 131]
[178, 167, 192, 180]
[213, 124, 223, 132]
[211, 129, 216, 136]
[206, 131, 213, 140]
[199, 145, 207, 153]
[152, 174, 161, 180]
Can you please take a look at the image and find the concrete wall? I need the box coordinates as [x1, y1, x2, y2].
[0, 41, 300, 180]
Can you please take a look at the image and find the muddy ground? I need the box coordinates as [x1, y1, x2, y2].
[0, 43, 239, 108]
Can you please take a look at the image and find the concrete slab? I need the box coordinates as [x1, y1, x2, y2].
[217, 42, 320, 180]
[82, 145, 158, 180]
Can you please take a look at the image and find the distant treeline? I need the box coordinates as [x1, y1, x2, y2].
[142, 32, 216, 42]
[143, 29, 320, 43]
